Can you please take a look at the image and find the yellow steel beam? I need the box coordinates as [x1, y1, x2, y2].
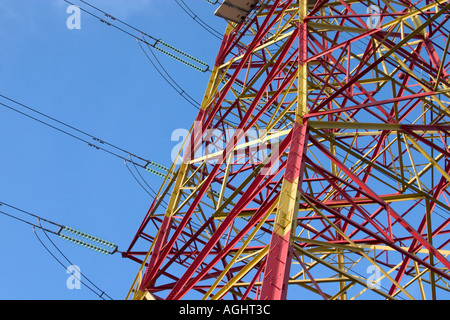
[211, 246, 270, 300]
[293, 242, 396, 300]
[351, 244, 450, 256]
[203, 197, 277, 299]
[426, 199, 437, 300]
[300, 194, 416, 299]
[330, 282, 356, 300]
[310, 127, 450, 213]
[404, 134, 450, 182]
[381, 0, 450, 30]
[228, 277, 355, 288]
[213, 192, 425, 219]
[413, 260, 428, 300]
[293, 236, 365, 253]
[187, 129, 289, 164]
[218, 30, 295, 71]
[402, 132, 425, 192]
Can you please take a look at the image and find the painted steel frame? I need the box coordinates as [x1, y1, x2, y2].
[124, 0, 450, 300]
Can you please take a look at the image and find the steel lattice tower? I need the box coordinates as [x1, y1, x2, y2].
[123, 0, 450, 300]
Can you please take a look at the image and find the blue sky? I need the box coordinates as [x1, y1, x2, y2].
[0, 0, 226, 300]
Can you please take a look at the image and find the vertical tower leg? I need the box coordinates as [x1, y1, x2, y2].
[261, 0, 309, 300]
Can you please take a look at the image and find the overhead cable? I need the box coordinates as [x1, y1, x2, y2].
[0, 94, 169, 176]
[64, 0, 210, 72]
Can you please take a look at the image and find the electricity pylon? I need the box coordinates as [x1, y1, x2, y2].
[123, 0, 450, 300]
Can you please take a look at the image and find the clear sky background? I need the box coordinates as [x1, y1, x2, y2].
[0, 0, 226, 300]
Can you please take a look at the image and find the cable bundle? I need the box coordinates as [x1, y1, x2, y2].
[145, 161, 170, 178]
[154, 40, 210, 72]
[60, 226, 118, 255]
[66, 0, 210, 73]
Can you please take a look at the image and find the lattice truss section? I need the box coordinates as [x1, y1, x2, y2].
[124, 0, 450, 300]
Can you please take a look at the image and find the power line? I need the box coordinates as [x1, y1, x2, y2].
[64, 0, 210, 72]
[125, 159, 158, 199]
[0, 202, 64, 234]
[137, 35, 202, 110]
[64, 1, 241, 130]
[37, 219, 114, 300]
[0, 94, 169, 176]
[33, 226, 112, 300]
[0, 201, 119, 254]
[0, 200, 117, 299]
[127, 157, 170, 209]
[0, 94, 138, 159]
[0, 209, 59, 234]
[173, 0, 223, 40]
[63, 0, 210, 118]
